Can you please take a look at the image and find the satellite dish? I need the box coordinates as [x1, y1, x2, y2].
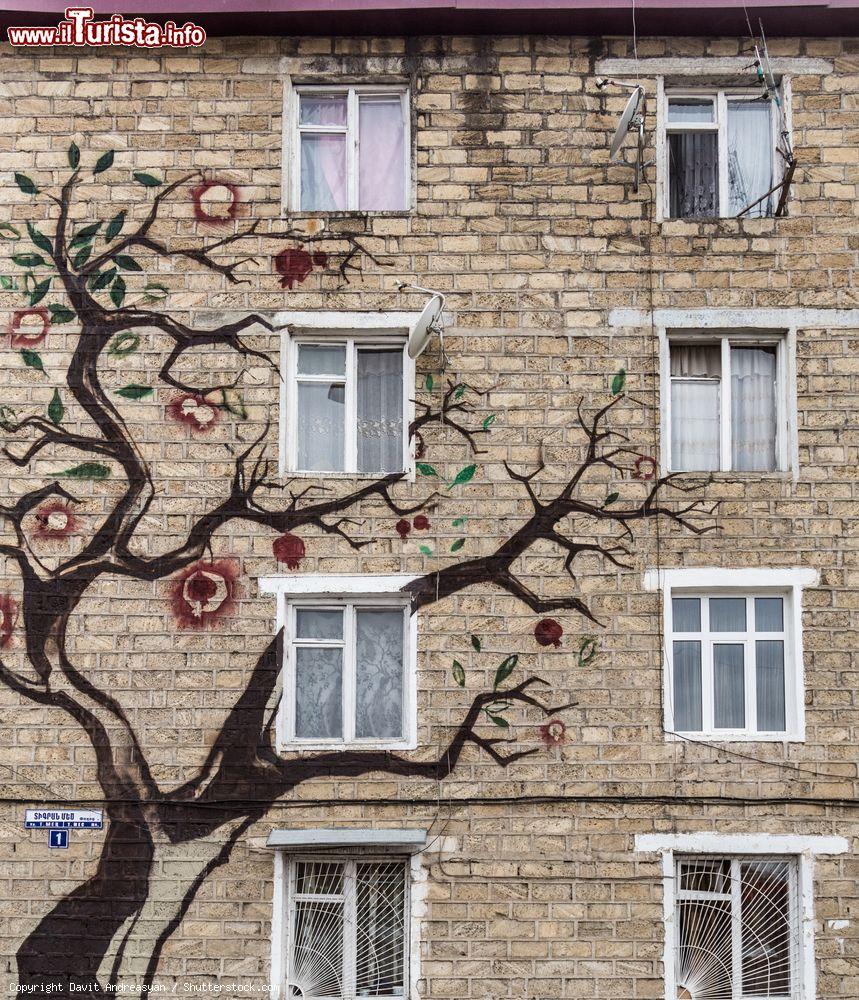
[407, 292, 445, 359]
[610, 85, 644, 161]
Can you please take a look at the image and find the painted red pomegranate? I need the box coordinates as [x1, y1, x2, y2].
[539, 719, 567, 746]
[274, 248, 328, 289]
[413, 515, 430, 530]
[273, 533, 305, 570]
[190, 179, 240, 223]
[167, 393, 219, 433]
[0, 594, 17, 648]
[534, 618, 563, 648]
[9, 307, 50, 348]
[33, 500, 77, 539]
[633, 455, 658, 480]
[395, 519, 411, 539]
[169, 559, 238, 629]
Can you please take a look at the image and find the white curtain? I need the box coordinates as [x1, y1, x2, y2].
[673, 640, 703, 731]
[713, 643, 745, 729]
[297, 381, 345, 471]
[300, 133, 347, 211]
[294, 646, 343, 739]
[755, 639, 785, 731]
[670, 344, 721, 471]
[357, 349, 403, 474]
[728, 100, 774, 217]
[359, 96, 405, 211]
[355, 609, 404, 739]
[731, 347, 777, 472]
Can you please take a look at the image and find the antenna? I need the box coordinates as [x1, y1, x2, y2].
[399, 284, 446, 360]
[607, 84, 646, 192]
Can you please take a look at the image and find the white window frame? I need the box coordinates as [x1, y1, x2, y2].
[284, 82, 411, 214]
[270, 835, 426, 1000]
[659, 327, 797, 476]
[276, 312, 417, 479]
[260, 574, 418, 752]
[634, 832, 849, 1000]
[644, 567, 819, 743]
[656, 80, 784, 221]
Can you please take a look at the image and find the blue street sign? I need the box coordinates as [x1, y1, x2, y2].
[25, 808, 102, 830]
[48, 829, 69, 849]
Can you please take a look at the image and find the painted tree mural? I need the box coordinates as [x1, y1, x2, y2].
[0, 148, 715, 992]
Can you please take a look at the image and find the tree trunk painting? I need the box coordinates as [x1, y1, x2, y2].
[1, 150, 716, 993]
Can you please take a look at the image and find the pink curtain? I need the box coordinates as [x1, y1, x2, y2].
[359, 97, 406, 210]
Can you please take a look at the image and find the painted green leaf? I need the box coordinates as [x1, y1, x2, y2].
[114, 254, 142, 272]
[107, 332, 140, 357]
[48, 304, 75, 324]
[425, 373, 433, 391]
[470, 634, 481, 653]
[93, 150, 115, 175]
[90, 267, 117, 292]
[486, 712, 509, 729]
[56, 462, 111, 480]
[418, 544, 432, 556]
[214, 388, 247, 419]
[68, 141, 80, 169]
[20, 348, 45, 374]
[0, 276, 16, 290]
[71, 222, 101, 246]
[12, 253, 44, 268]
[452, 516, 469, 528]
[110, 275, 126, 308]
[105, 211, 125, 241]
[611, 367, 626, 395]
[14, 173, 38, 195]
[29, 278, 51, 306]
[115, 384, 153, 400]
[604, 492, 619, 506]
[0, 405, 17, 428]
[452, 659, 465, 688]
[447, 463, 477, 490]
[450, 538, 465, 552]
[415, 462, 439, 477]
[0, 222, 21, 240]
[143, 283, 168, 302]
[493, 654, 518, 690]
[47, 388, 63, 426]
[26, 223, 52, 254]
[133, 172, 161, 187]
[482, 414, 495, 430]
[72, 245, 92, 269]
[578, 636, 598, 667]
[454, 385, 466, 400]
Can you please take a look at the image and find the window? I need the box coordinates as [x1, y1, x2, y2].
[661, 90, 777, 219]
[666, 332, 788, 473]
[284, 857, 409, 999]
[285, 335, 410, 475]
[674, 855, 798, 999]
[289, 85, 410, 212]
[670, 592, 796, 739]
[281, 596, 413, 749]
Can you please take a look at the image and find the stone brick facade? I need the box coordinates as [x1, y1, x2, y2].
[0, 26, 856, 1000]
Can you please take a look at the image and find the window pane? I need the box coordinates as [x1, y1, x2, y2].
[710, 597, 747, 632]
[295, 647, 343, 739]
[756, 640, 786, 731]
[714, 644, 745, 729]
[300, 133, 347, 211]
[673, 640, 702, 731]
[731, 346, 777, 472]
[291, 878, 344, 998]
[740, 860, 792, 996]
[671, 380, 720, 471]
[297, 382, 345, 471]
[755, 597, 784, 632]
[672, 597, 701, 632]
[728, 100, 774, 218]
[299, 94, 347, 126]
[676, 896, 732, 1000]
[295, 609, 344, 641]
[357, 349, 404, 474]
[297, 344, 347, 376]
[295, 860, 344, 896]
[356, 862, 406, 996]
[669, 131, 719, 217]
[359, 96, 407, 211]
[679, 858, 730, 895]
[670, 343, 721, 378]
[355, 609, 404, 739]
[668, 99, 715, 124]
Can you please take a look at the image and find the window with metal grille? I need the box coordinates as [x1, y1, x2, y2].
[286, 858, 408, 999]
[674, 856, 798, 1000]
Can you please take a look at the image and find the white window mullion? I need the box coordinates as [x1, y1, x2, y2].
[745, 598, 757, 734]
[345, 340, 358, 473]
[286, 602, 297, 742]
[701, 599, 714, 732]
[343, 602, 356, 742]
[730, 859, 743, 1000]
[347, 87, 359, 209]
[720, 336, 732, 471]
[717, 92, 729, 216]
[343, 860, 357, 997]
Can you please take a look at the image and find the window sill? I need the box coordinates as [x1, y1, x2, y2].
[659, 216, 780, 231]
[666, 730, 804, 744]
[279, 739, 416, 753]
[665, 470, 794, 480]
[281, 208, 413, 220]
[282, 468, 415, 484]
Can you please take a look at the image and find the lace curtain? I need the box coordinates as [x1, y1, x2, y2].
[357, 349, 403, 474]
[728, 100, 774, 218]
[355, 609, 404, 739]
[731, 347, 777, 472]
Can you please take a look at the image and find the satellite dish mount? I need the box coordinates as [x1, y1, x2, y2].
[607, 84, 646, 193]
[400, 285, 447, 361]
